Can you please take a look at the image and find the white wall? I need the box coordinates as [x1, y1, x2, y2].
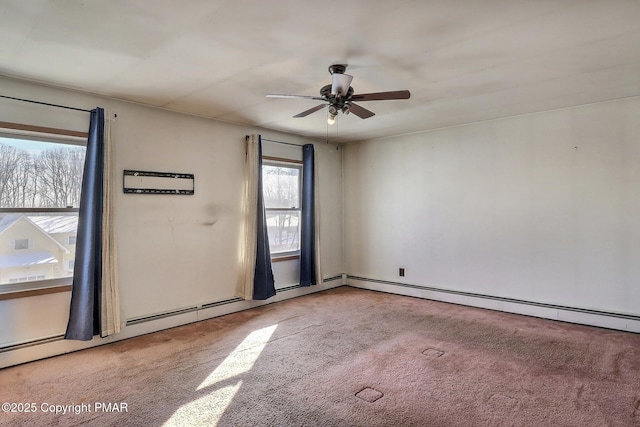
[0, 76, 343, 363]
[344, 97, 640, 317]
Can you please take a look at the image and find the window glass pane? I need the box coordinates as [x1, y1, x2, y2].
[262, 165, 300, 209]
[0, 211, 79, 286]
[265, 211, 300, 253]
[0, 136, 85, 209]
[14, 239, 29, 250]
[0, 136, 84, 287]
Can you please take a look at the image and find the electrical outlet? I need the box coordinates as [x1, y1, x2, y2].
[399, 268, 405, 277]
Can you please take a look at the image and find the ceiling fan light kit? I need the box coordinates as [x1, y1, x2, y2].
[267, 64, 410, 125]
[327, 106, 337, 125]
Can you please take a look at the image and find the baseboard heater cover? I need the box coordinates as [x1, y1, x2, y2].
[323, 274, 344, 283]
[126, 306, 198, 326]
[347, 275, 640, 323]
[0, 334, 64, 354]
[276, 285, 302, 293]
[201, 297, 244, 309]
[276, 275, 343, 293]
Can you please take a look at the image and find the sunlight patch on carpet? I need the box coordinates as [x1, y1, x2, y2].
[197, 324, 278, 391]
[163, 381, 242, 426]
[356, 387, 384, 403]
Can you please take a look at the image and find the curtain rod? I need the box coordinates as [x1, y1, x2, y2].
[248, 136, 302, 147]
[262, 138, 301, 147]
[0, 94, 92, 113]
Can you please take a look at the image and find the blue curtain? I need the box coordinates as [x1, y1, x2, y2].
[300, 144, 316, 286]
[65, 108, 105, 341]
[253, 136, 276, 300]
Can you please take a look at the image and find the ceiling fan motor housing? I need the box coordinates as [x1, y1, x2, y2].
[321, 85, 354, 107]
[328, 64, 347, 75]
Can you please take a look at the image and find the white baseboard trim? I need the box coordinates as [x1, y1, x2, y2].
[197, 278, 343, 321]
[347, 276, 640, 334]
[0, 277, 343, 369]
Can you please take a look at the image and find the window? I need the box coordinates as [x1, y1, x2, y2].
[14, 239, 30, 250]
[262, 158, 302, 257]
[0, 128, 86, 292]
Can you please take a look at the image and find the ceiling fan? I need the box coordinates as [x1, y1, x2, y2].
[266, 64, 410, 125]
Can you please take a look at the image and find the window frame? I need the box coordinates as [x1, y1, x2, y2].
[13, 238, 31, 250]
[0, 122, 87, 299]
[262, 156, 303, 261]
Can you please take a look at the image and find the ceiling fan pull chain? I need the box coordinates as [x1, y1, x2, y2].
[326, 110, 330, 144]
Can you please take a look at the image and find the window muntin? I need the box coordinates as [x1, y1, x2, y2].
[262, 160, 302, 257]
[0, 133, 85, 291]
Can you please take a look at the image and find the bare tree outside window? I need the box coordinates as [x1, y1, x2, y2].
[0, 144, 23, 207]
[0, 141, 85, 209]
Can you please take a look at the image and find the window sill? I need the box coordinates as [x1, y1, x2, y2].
[0, 278, 73, 301]
[271, 254, 300, 263]
[0, 284, 72, 301]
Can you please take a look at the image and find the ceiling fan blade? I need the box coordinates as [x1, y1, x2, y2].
[293, 103, 327, 118]
[266, 94, 324, 100]
[348, 102, 375, 119]
[351, 90, 411, 101]
[331, 73, 353, 96]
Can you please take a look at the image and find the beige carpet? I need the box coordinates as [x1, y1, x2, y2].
[1, 287, 639, 426]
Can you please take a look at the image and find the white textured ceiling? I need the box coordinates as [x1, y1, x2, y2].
[1, 0, 640, 142]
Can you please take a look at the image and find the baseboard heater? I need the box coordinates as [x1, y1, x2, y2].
[323, 274, 343, 283]
[200, 297, 244, 310]
[348, 275, 640, 322]
[0, 334, 64, 354]
[276, 276, 343, 293]
[127, 295, 264, 326]
[126, 306, 199, 326]
[277, 285, 302, 293]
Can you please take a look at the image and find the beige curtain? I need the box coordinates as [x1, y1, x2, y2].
[237, 135, 260, 300]
[100, 111, 121, 337]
